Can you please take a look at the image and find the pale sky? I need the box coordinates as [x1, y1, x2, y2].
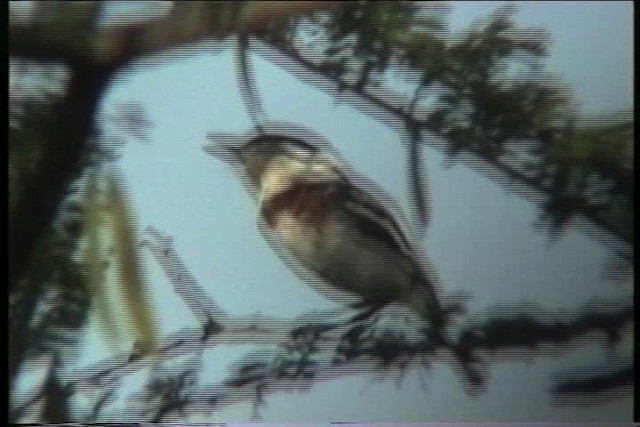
[12, 1, 633, 423]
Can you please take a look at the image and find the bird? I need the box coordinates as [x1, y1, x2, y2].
[205, 132, 445, 330]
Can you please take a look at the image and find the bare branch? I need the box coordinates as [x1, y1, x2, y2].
[141, 226, 228, 329]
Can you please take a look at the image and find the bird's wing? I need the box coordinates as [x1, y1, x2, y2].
[339, 181, 416, 260]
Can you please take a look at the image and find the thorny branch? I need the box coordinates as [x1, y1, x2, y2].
[11, 228, 632, 421]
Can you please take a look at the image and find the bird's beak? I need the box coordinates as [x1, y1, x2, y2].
[204, 143, 240, 163]
[203, 134, 243, 163]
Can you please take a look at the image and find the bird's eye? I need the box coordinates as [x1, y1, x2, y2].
[285, 145, 314, 159]
[282, 139, 317, 154]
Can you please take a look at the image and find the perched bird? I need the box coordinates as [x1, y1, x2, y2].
[205, 132, 444, 329]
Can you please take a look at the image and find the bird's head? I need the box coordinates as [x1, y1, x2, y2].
[206, 134, 343, 194]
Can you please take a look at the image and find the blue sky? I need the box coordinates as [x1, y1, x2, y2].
[12, 1, 633, 423]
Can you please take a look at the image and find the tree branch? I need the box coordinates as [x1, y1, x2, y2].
[10, 1, 341, 69]
[11, 298, 632, 421]
[257, 39, 632, 251]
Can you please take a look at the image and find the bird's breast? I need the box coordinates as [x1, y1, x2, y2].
[260, 183, 341, 269]
[260, 185, 414, 303]
[261, 183, 333, 232]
